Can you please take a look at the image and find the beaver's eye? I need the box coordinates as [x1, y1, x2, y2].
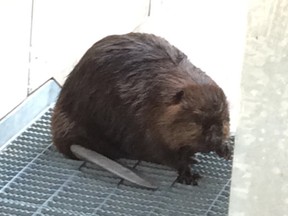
[172, 90, 184, 104]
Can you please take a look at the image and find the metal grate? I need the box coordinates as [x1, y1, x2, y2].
[0, 107, 233, 216]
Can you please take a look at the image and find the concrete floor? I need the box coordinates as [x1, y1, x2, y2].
[229, 0, 288, 215]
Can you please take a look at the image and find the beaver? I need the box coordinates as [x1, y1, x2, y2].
[51, 32, 231, 188]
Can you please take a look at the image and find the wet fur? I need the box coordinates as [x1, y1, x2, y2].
[51, 32, 231, 185]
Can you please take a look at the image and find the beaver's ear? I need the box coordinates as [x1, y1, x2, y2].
[172, 90, 184, 104]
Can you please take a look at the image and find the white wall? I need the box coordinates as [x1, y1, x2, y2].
[0, 0, 32, 118]
[0, 0, 149, 119]
[29, 0, 150, 90]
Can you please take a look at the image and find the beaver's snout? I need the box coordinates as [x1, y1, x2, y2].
[215, 141, 232, 160]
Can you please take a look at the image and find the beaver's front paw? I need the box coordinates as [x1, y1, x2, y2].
[176, 168, 201, 185]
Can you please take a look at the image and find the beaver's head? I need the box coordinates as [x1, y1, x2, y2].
[154, 83, 231, 159]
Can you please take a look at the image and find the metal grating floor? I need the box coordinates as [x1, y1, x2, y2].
[0, 107, 233, 216]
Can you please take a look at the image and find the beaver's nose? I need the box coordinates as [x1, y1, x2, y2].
[216, 143, 232, 160]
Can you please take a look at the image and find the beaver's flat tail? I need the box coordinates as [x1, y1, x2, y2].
[70, 144, 158, 190]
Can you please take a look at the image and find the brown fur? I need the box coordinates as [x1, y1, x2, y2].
[51, 32, 231, 185]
